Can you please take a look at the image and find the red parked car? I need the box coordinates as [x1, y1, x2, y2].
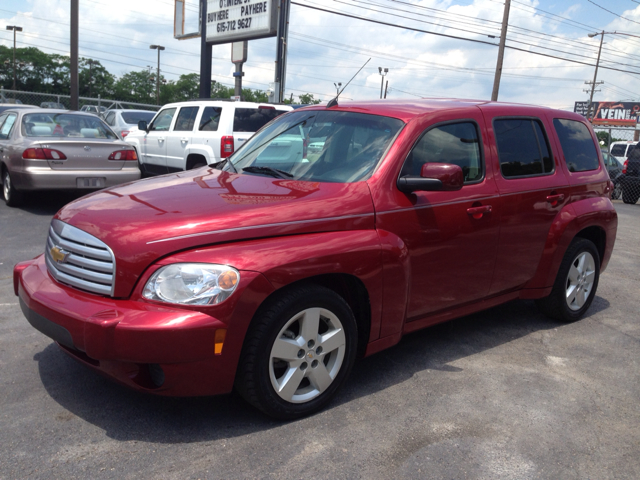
[14, 99, 617, 419]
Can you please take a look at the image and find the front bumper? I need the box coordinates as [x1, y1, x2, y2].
[15, 254, 271, 396]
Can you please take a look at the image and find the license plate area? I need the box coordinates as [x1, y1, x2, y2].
[77, 177, 105, 188]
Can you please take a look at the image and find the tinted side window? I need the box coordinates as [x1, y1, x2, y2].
[494, 118, 553, 178]
[174, 106, 199, 131]
[105, 112, 115, 126]
[233, 108, 285, 132]
[553, 118, 599, 172]
[199, 106, 222, 131]
[610, 144, 627, 157]
[149, 108, 176, 131]
[400, 122, 483, 183]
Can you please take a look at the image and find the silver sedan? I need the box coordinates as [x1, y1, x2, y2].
[1, 109, 140, 207]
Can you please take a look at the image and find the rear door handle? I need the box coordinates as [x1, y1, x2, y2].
[546, 194, 565, 206]
[467, 205, 492, 219]
[181, 138, 189, 142]
[158, 137, 165, 142]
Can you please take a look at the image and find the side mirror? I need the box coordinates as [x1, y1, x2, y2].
[138, 120, 149, 133]
[397, 163, 464, 193]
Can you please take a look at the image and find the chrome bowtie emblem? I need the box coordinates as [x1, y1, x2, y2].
[50, 246, 70, 264]
[84, 146, 91, 151]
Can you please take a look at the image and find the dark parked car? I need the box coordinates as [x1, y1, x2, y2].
[602, 151, 624, 199]
[15, 99, 617, 419]
[1, 108, 140, 206]
[621, 144, 640, 204]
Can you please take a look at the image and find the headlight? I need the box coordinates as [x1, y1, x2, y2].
[142, 263, 240, 305]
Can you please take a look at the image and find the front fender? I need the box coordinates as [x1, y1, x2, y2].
[157, 230, 385, 340]
[522, 196, 617, 296]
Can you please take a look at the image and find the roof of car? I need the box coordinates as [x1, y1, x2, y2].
[296, 98, 578, 123]
[159, 100, 293, 109]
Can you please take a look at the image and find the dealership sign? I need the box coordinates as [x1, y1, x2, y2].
[206, 0, 278, 45]
[574, 101, 640, 126]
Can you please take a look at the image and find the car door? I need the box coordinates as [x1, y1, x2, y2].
[375, 110, 501, 320]
[166, 106, 199, 171]
[141, 107, 176, 174]
[480, 108, 570, 295]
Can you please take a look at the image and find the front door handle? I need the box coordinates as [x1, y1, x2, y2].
[157, 137, 165, 143]
[467, 205, 492, 219]
[546, 194, 565, 206]
[181, 138, 189, 143]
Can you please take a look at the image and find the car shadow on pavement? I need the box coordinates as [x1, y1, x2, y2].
[33, 297, 610, 443]
[14, 191, 88, 216]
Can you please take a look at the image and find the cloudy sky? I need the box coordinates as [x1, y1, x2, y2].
[1, 0, 640, 109]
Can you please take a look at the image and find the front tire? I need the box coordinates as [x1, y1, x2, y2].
[536, 238, 600, 322]
[236, 285, 358, 420]
[2, 169, 23, 207]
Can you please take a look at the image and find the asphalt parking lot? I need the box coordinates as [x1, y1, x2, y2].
[1, 193, 639, 479]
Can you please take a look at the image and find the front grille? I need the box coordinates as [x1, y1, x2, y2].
[45, 219, 115, 296]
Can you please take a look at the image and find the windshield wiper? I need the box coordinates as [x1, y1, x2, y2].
[242, 166, 293, 179]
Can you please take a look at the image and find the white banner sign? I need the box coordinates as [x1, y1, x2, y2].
[206, 0, 277, 45]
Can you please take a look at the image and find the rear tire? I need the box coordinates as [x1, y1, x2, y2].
[536, 238, 600, 322]
[235, 284, 358, 420]
[2, 169, 23, 207]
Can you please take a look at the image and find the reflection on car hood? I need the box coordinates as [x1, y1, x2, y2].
[55, 168, 375, 296]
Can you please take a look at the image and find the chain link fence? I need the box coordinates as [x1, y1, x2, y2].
[0, 87, 160, 113]
[595, 127, 640, 205]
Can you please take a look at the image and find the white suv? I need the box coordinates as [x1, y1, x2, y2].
[125, 100, 293, 176]
[609, 141, 637, 162]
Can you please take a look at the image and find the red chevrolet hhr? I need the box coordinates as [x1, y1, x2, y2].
[14, 99, 617, 419]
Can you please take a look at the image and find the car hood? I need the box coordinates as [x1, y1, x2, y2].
[56, 168, 376, 297]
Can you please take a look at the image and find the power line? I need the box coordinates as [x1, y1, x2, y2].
[292, 1, 640, 75]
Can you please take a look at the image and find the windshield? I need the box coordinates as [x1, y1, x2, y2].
[22, 112, 118, 139]
[223, 110, 404, 183]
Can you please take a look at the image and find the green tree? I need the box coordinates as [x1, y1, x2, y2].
[113, 70, 156, 104]
[297, 93, 321, 105]
[79, 58, 115, 99]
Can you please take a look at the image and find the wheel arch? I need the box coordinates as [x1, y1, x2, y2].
[522, 198, 617, 296]
[253, 274, 372, 359]
[186, 153, 208, 170]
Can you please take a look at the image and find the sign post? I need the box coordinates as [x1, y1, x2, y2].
[231, 41, 248, 99]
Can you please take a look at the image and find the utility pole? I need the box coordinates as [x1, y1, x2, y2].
[587, 31, 607, 121]
[199, 0, 212, 98]
[491, 0, 511, 101]
[70, 0, 78, 110]
[149, 45, 165, 105]
[273, 0, 291, 103]
[5, 25, 22, 91]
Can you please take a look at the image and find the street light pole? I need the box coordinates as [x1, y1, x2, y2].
[87, 59, 95, 98]
[334, 82, 342, 94]
[149, 45, 165, 105]
[378, 67, 388, 99]
[587, 31, 608, 121]
[6, 25, 23, 91]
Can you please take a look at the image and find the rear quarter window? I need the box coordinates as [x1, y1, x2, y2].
[553, 119, 600, 172]
[233, 108, 286, 132]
